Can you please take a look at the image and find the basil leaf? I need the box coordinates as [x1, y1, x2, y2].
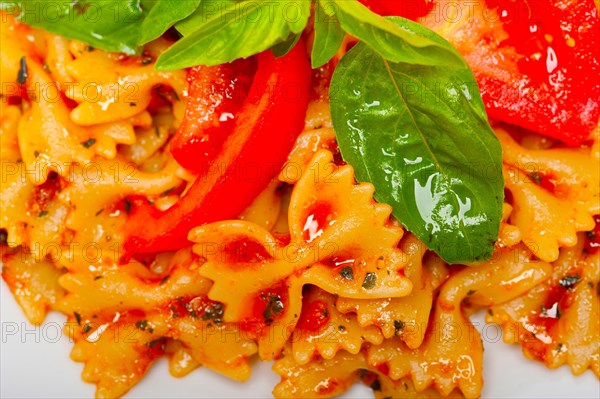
[330, 18, 503, 264]
[3, 0, 199, 54]
[311, 2, 345, 68]
[137, 0, 201, 45]
[271, 33, 301, 57]
[157, 0, 311, 70]
[175, 0, 237, 37]
[325, 0, 463, 67]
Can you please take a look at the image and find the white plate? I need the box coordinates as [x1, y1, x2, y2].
[1, 282, 599, 398]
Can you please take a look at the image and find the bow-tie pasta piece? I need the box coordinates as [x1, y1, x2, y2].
[57, 157, 182, 248]
[1, 246, 66, 324]
[367, 373, 464, 399]
[498, 128, 599, 261]
[67, 311, 166, 398]
[191, 150, 412, 359]
[488, 236, 599, 376]
[0, 165, 70, 252]
[273, 342, 462, 399]
[336, 234, 449, 348]
[291, 285, 383, 365]
[273, 344, 365, 398]
[367, 243, 552, 398]
[58, 248, 257, 395]
[279, 127, 337, 184]
[65, 38, 187, 127]
[289, 150, 411, 299]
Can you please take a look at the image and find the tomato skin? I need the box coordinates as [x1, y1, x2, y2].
[483, 0, 600, 145]
[170, 59, 256, 171]
[421, 0, 600, 145]
[297, 300, 331, 331]
[121, 43, 311, 258]
[359, 0, 434, 20]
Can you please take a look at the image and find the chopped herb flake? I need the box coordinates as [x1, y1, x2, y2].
[528, 171, 542, 185]
[17, 56, 27, 84]
[74, 312, 82, 325]
[394, 320, 405, 336]
[202, 302, 224, 325]
[81, 138, 96, 148]
[340, 266, 354, 280]
[82, 324, 92, 334]
[362, 272, 377, 289]
[38, 210, 49, 217]
[559, 275, 581, 288]
[262, 294, 284, 320]
[136, 320, 148, 331]
[184, 302, 198, 318]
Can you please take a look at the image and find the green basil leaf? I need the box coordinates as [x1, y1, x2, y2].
[330, 18, 503, 264]
[157, 0, 311, 70]
[175, 0, 237, 37]
[311, 2, 345, 68]
[137, 0, 201, 45]
[3, 0, 199, 54]
[271, 33, 302, 57]
[325, 0, 463, 67]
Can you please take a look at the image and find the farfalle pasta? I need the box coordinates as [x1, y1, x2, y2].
[1, 5, 599, 399]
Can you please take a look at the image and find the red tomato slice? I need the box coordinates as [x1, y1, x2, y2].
[170, 58, 256, 171]
[419, 0, 600, 145]
[359, 0, 434, 20]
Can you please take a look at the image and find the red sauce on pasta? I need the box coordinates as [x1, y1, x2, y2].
[223, 237, 272, 264]
[302, 203, 337, 243]
[241, 281, 289, 336]
[297, 300, 331, 332]
[33, 172, 63, 213]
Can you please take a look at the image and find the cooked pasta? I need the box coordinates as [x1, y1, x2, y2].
[1, 3, 599, 399]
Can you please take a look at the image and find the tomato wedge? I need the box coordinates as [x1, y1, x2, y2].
[418, 0, 600, 145]
[359, 0, 434, 20]
[121, 43, 311, 259]
[170, 58, 256, 171]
